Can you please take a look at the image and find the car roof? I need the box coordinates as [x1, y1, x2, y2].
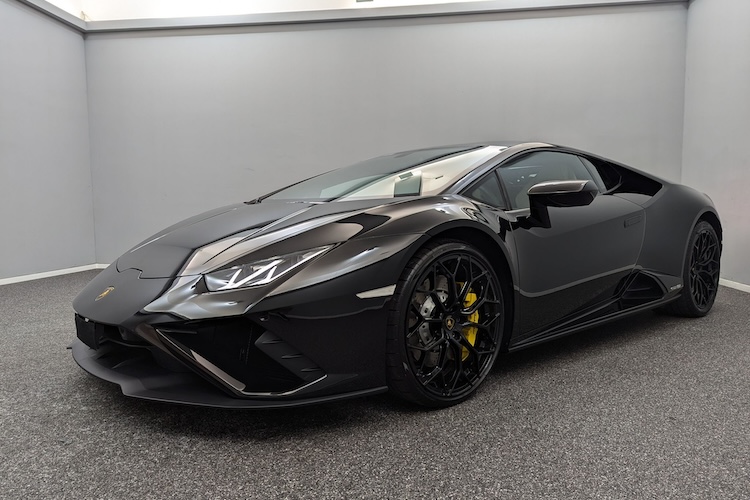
[395, 140, 530, 154]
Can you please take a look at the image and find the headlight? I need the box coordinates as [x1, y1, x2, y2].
[203, 245, 332, 291]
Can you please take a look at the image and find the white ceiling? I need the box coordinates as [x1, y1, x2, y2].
[44, 0, 494, 21]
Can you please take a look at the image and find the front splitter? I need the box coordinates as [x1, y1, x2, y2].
[71, 339, 387, 409]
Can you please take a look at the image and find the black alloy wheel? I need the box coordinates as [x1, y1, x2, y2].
[387, 240, 504, 407]
[664, 220, 721, 317]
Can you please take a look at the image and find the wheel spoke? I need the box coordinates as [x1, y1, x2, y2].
[436, 260, 460, 307]
[459, 273, 490, 306]
[445, 340, 464, 395]
[429, 292, 448, 313]
[452, 255, 463, 278]
[457, 336, 481, 368]
[462, 295, 488, 315]
[409, 335, 446, 352]
[410, 303, 424, 317]
[419, 365, 443, 386]
[461, 312, 501, 332]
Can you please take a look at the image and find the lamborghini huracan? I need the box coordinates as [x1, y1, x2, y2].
[72, 141, 722, 408]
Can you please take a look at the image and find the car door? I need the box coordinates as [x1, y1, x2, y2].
[496, 151, 646, 341]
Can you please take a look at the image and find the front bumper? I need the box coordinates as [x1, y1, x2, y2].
[71, 260, 396, 407]
[71, 339, 386, 408]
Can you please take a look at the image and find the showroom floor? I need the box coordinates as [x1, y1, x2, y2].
[0, 270, 748, 499]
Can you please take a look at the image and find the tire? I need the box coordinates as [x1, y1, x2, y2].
[662, 220, 721, 317]
[386, 240, 504, 407]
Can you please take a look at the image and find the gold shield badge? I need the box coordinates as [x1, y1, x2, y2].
[95, 286, 115, 301]
[445, 317, 455, 329]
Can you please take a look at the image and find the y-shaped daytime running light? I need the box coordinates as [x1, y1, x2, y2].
[203, 245, 332, 292]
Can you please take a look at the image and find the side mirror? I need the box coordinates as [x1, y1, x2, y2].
[525, 180, 598, 229]
[527, 180, 598, 208]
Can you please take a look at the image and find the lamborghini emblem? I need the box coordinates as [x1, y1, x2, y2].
[445, 316, 455, 330]
[95, 286, 115, 301]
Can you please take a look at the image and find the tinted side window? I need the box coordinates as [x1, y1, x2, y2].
[498, 152, 595, 209]
[580, 156, 620, 192]
[464, 172, 506, 208]
[583, 156, 662, 196]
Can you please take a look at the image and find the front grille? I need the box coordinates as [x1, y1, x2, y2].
[75, 314, 145, 349]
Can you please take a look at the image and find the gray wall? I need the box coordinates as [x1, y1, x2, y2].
[0, 0, 94, 280]
[6, 0, 746, 287]
[85, 3, 688, 263]
[683, 0, 750, 286]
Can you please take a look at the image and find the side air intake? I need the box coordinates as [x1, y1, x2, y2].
[620, 272, 666, 308]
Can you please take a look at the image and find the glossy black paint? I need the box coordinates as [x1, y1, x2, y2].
[71, 141, 722, 407]
[511, 194, 645, 337]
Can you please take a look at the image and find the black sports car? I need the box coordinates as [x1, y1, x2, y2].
[72, 141, 722, 408]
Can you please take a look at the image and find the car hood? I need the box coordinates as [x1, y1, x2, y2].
[116, 199, 393, 278]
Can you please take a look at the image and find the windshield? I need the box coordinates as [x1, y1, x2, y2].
[265, 146, 504, 202]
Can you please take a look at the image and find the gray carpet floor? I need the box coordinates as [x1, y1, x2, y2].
[0, 270, 748, 499]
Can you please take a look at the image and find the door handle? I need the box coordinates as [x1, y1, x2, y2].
[624, 214, 643, 228]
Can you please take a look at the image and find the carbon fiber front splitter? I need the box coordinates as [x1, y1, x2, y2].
[71, 339, 387, 409]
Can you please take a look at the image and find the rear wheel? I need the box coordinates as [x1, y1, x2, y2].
[386, 241, 504, 407]
[663, 220, 720, 317]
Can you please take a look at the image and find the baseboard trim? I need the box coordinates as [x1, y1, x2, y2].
[719, 278, 750, 294]
[0, 264, 108, 286]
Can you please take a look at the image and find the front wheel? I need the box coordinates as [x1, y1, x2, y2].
[662, 220, 721, 317]
[386, 240, 504, 407]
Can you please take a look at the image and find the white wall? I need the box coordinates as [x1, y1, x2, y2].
[0, 0, 94, 280]
[85, 3, 688, 263]
[682, 0, 750, 286]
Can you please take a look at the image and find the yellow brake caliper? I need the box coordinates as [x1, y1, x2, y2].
[462, 289, 479, 361]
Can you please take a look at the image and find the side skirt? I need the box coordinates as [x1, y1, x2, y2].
[507, 293, 680, 352]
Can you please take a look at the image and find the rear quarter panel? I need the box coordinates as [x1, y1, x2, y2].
[628, 184, 720, 277]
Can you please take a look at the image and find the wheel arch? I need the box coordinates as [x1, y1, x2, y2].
[661, 207, 722, 317]
[696, 209, 722, 246]
[679, 207, 723, 275]
[421, 223, 516, 351]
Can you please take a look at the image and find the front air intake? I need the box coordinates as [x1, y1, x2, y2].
[156, 318, 304, 393]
